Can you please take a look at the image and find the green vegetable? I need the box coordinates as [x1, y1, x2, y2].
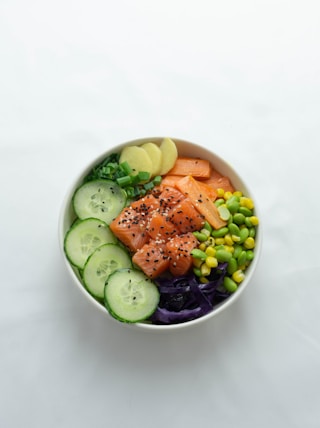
[83, 153, 161, 199]
[83, 243, 132, 299]
[223, 277, 238, 293]
[104, 268, 160, 323]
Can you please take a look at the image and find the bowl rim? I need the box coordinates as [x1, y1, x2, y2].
[58, 136, 262, 331]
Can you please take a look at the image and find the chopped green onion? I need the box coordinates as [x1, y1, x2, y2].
[153, 175, 162, 186]
[116, 175, 132, 186]
[137, 171, 151, 182]
[144, 181, 155, 191]
[120, 161, 133, 175]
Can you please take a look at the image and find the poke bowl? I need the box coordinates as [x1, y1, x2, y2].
[59, 137, 261, 331]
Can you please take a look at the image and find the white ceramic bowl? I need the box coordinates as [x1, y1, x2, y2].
[59, 137, 262, 331]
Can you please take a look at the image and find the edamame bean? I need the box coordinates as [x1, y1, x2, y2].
[223, 277, 238, 293]
[227, 257, 238, 275]
[249, 227, 256, 238]
[203, 221, 212, 233]
[193, 231, 209, 242]
[228, 223, 241, 237]
[245, 217, 253, 227]
[237, 250, 247, 266]
[214, 198, 225, 207]
[246, 250, 254, 261]
[233, 213, 246, 225]
[216, 249, 232, 262]
[218, 205, 231, 221]
[239, 206, 253, 217]
[191, 249, 207, 259]
[193, 267, 201, 277]
[233, 244, 242, 259]
[211, 227, 229, 238]
[239, 227, 249, 243]
[226, 196, 240, 214]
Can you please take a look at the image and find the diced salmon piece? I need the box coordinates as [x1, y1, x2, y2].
[169, 198, 205, 233]
[166, 232, 199, 277]
[147, 212, 180, 242]
[109, 206, 150, 252]
[110, 194, 160, 252]
[132, 241, 170, 278]
[158, 186, 185, 209]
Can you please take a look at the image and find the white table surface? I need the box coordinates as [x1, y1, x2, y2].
[1, 1, 320, 427]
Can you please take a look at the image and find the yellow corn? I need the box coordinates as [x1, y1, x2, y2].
[244, 237, 255, 249]
[215, 237, 225, 246]
[233, 190, 243, 198]
[205, 246, 216, 257]
[205, 256, 218, 268]
[232, 270, 245, 283]
[199, 276, 209, 284]
[224, 233, 234, 246]
[224, 191, 233, 200]
[240, 197, 254, 209]
[224, 245, 234, 253]
[216, 188, 225, 198]
[200, 263, 211, 276]
[199, 242, 207, 251]
[250, 216, 259, 226]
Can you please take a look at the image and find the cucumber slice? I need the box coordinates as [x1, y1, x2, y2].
[73, 179, 127, 224]
[64, 218, 116, 269]
[83, 244, 132, 299]
[104, 268, 160, 323]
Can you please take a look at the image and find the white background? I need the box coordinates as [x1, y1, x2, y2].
[1, 1, 320, 427]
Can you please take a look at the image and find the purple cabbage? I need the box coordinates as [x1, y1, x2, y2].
[150, 263, 231, 325]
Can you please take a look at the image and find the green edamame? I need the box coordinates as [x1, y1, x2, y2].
[223, 277, 238, 293]
[228, 223, 241, 237]
[216, 249, 232, 263]
[211, 227, 229, 238]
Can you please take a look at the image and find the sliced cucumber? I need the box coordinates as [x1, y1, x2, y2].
[64, 218, 116, 269]
[104, 268, 160, 323]
[83, 244, 132, 299]
[73, 179, 127, 224]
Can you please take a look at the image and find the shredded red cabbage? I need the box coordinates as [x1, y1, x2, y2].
[150, 263, 231, 324]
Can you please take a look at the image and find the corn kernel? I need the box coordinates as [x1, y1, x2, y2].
[199, 276, 209, 284]
[224, 191, 233, 200]
[244, 237, 255, 249]
[215, 238, 225, 246]
[199, 242, 207, 251]
[205, 246, 216, 257]
[233, 191, 243, 198]
[240, 197, 254, 209]
[224, 233, 234, 246]
[200, 263, 211, 276]
[232, 270, 245, 283]
[224, 245, 234, 253]
[205, 256, 218, 268]
[250, 216, 259, 226]
[217, 188, 225, 198]
[238, 264, 246, 270]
